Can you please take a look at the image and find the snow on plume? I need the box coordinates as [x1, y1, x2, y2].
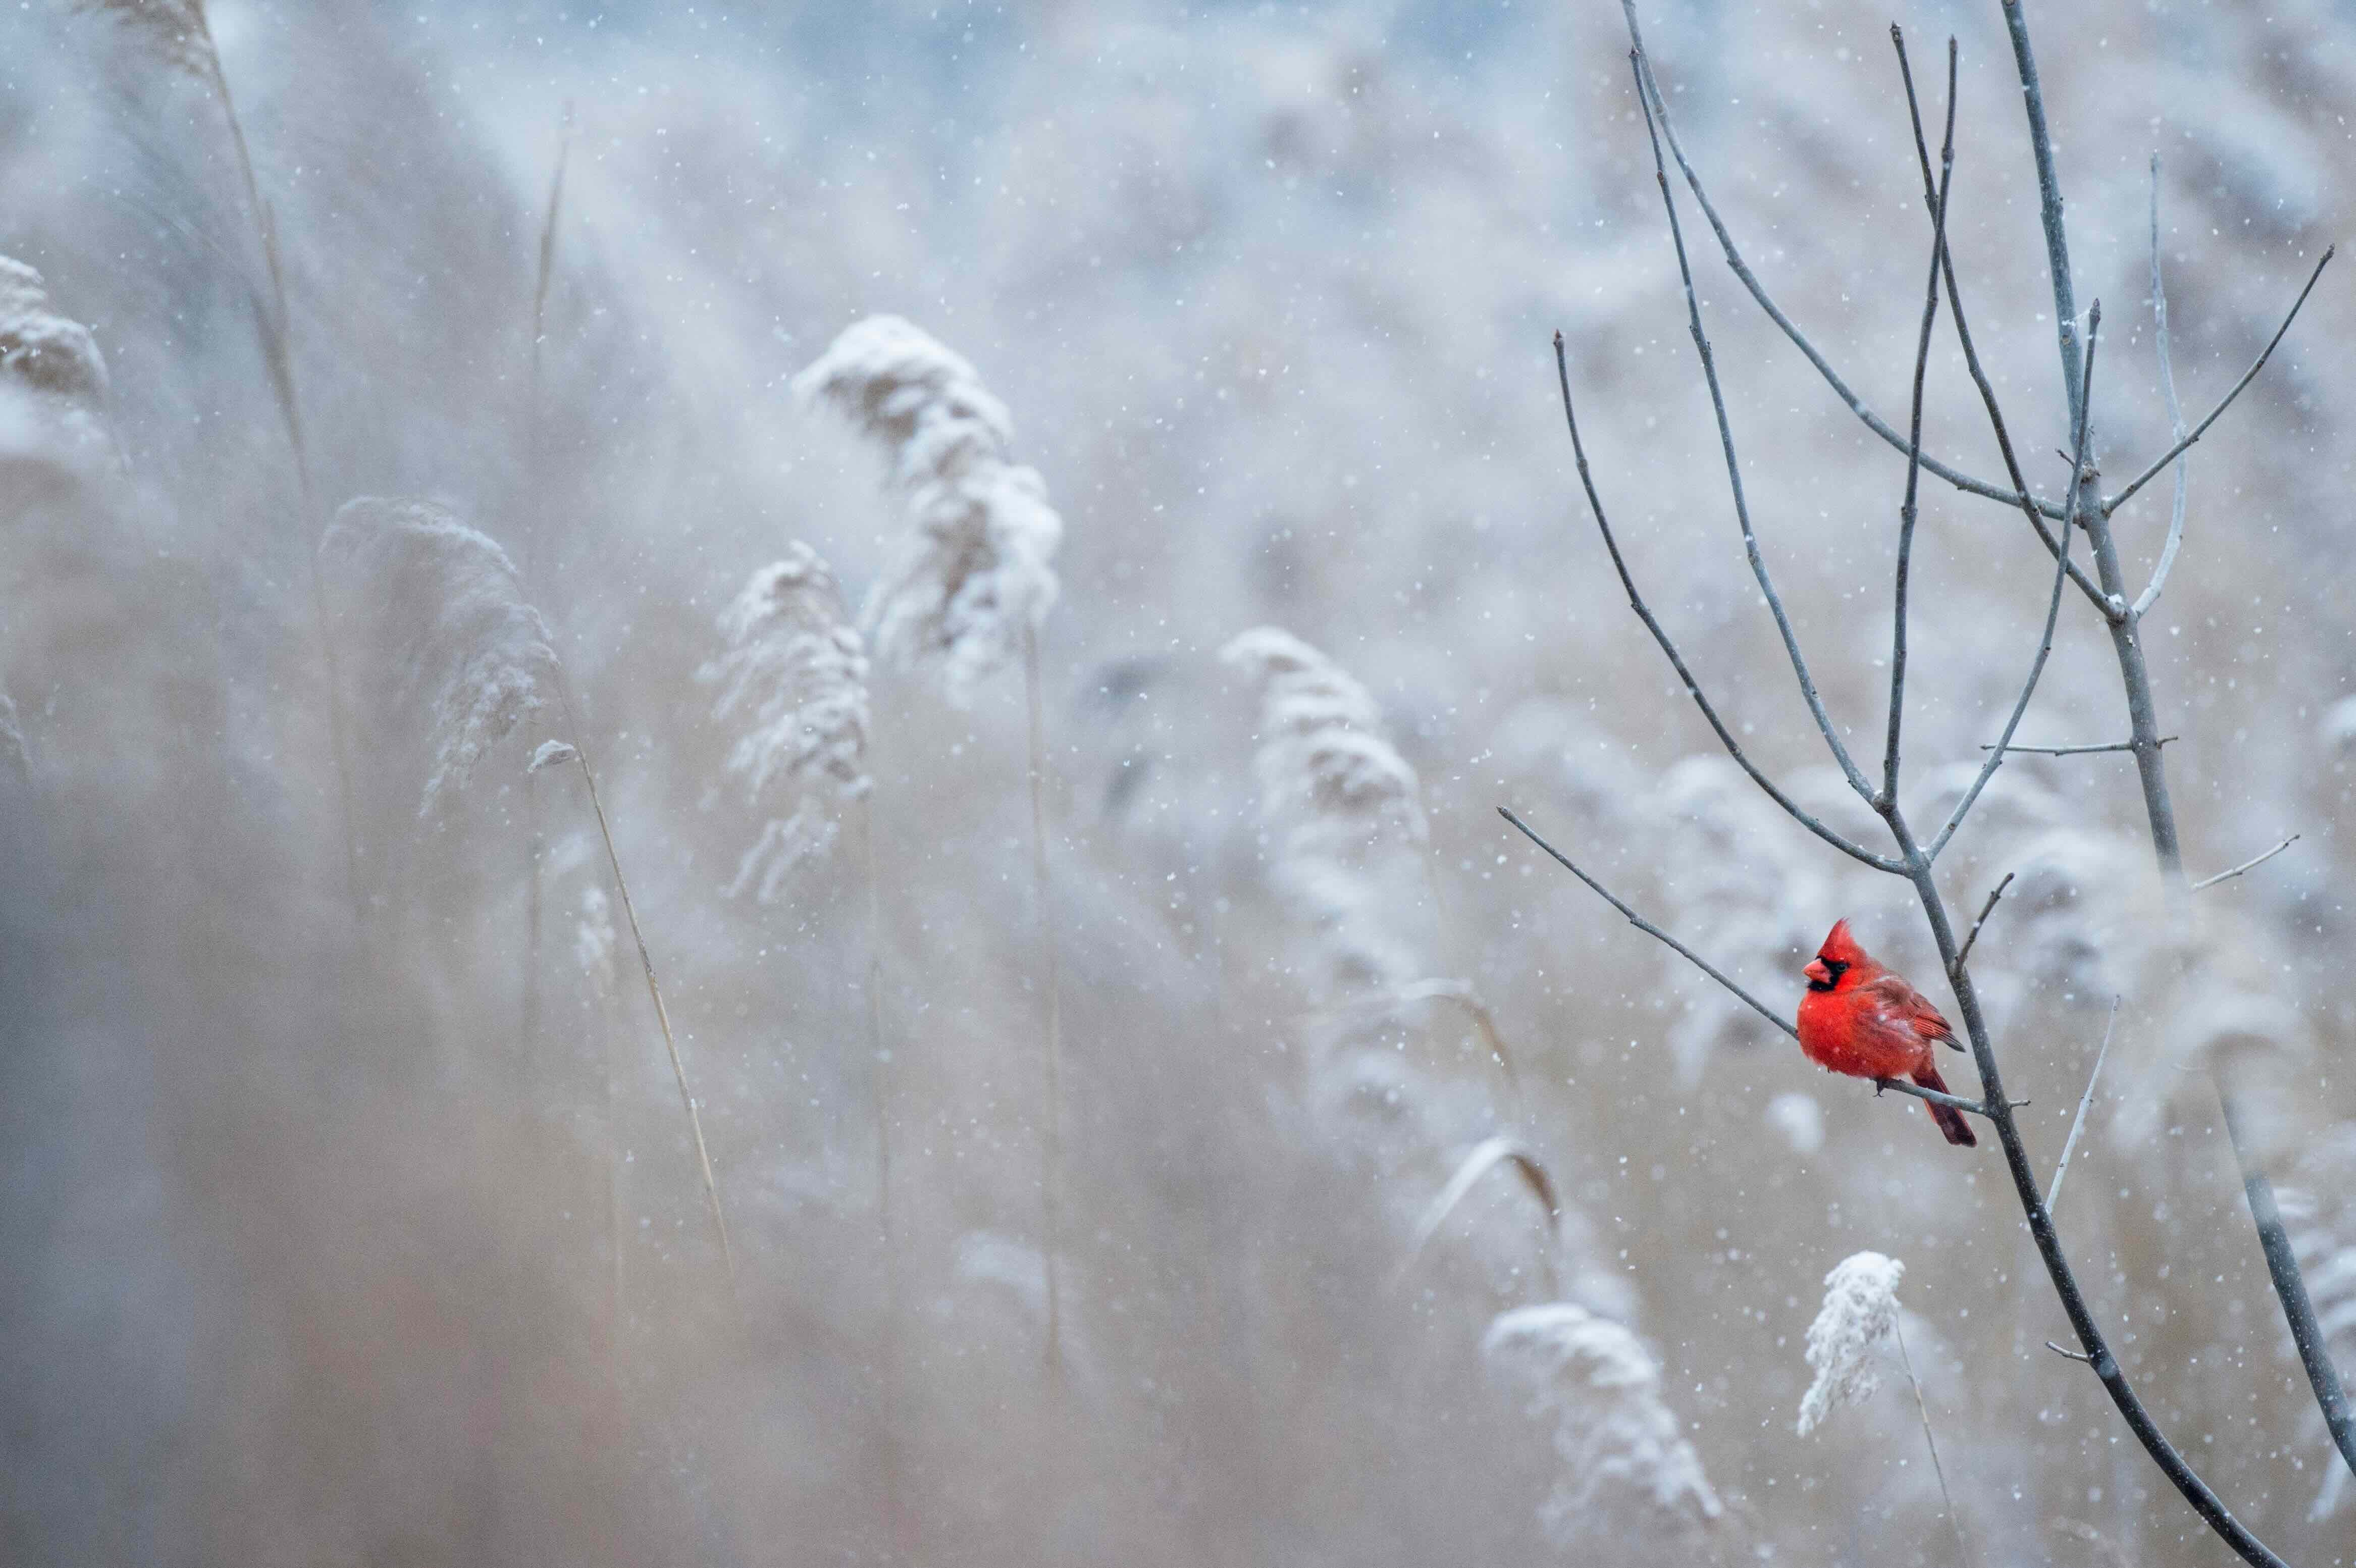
[1222, 626, 1430, 997]
[794, 315, 1060, 704]
[1483, 1303, 1722, 1541]
[319, 497, 558, 815]
[1797, 1250, 1904, 1436]
[696, 542, 872, 902]
[0, 256, 112, 470]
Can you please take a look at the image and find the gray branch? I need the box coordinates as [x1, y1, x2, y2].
[2190, 833, 2299, 892]
[1627, 50, 1878, 809]
[1980, 737, 2171, 757]
[2132, 156, 2190, 619]
[2102, 246, 2334, 518]
[1616, 0, 2068, 521]
[1551, 338, 1897, 872]
[1879, 35, 1958, 813]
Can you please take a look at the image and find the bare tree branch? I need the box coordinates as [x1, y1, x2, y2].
[1616, 1, 2068, 521]
[1888, 28, 2109, 612]
[2045, 997, 2120, 1217]
[2219, 1095, 2356, 1489]
[2102, 246, 2335, 518]
[1495, 808, 1996, 1124]
[2190, 833, 2299, 891]
[1872, 1075, 1994, 1117]
[1952, 871, 2014, 971]
[1551, 336, 1898, 872]
[1997, 6, 2296, 1557]
[1923, 304, 2095, 864]
[1980, 737, 2172, 757]
[1627, 51, 1879, 810]
[2132, 156, 2189, 619]
[1497, 807, 1798, 1040]
[1879, 35, 1958, 813]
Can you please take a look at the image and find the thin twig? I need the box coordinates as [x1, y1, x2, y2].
[2045, 997, 2120, 1217]
[1551, 335, 1895, 872]
[2132, 156, 2189, 619]
[2190, 834, 2299, 892]
[1980, 737, 2172, 757]
[1872, 1076, 1994, 1119]
[1952, 872, 2014, 971]
[1498, 807, 1796, 1041]
[2045, 1341, 2096, 1365]
[2218, 1094, 2356, 1485]
[1893, 1314, 1971, 1568]
[1879, 34, 1957, 813]
[1889, 28, 2109, 612]
[2102, 247, 2335, 517]
[1628, 50, 1877, 809]
[1617, 2, 2066, 520]
[1923, 304, 2096, 863]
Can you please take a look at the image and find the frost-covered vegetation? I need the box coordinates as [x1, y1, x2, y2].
[2, 3, 2352, 1565]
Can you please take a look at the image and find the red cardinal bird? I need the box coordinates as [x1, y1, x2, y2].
[1796, 919, 1976, 1147]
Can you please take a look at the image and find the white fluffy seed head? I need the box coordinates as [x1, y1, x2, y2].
[1483, 1303, 1723, 1541]
[1797, 1251, 1905, 1436]
[794, 316, 1060, 704]
[1222, 627, 1430, 996]
[0, 256, 113, 472]
[319, 496, 558, 815]
[697, 542, 872, 902]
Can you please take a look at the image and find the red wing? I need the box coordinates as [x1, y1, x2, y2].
[1863, 972, 1955, 1042]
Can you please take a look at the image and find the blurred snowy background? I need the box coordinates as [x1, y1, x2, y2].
[3, 1, 2354, 1563]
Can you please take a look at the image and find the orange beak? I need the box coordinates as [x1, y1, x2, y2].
[1803, 957, 1831, 985]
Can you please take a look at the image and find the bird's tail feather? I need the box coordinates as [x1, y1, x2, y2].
[1914, 1063, 1977, 1148]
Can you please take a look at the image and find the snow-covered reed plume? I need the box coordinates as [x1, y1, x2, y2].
[697, 543, 872, 902]
[2278, 1125, 2356, 1520]
[1797, 1251, 1905, 1435]
[1222, 626, 1431, 998]
[0, 256, 112, 471]
[1483, 1303, 1722, 1542]
[319, 497, 558, 816]
[794, 315, 1061, 704]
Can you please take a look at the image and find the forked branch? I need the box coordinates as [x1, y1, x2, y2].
[1495, 808, 1991, 1125]
[1550, 336, 1896, 873]
[1617, 0, 2067, 521]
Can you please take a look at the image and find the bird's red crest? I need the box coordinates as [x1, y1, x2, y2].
[1816, 918, 1866, 966]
